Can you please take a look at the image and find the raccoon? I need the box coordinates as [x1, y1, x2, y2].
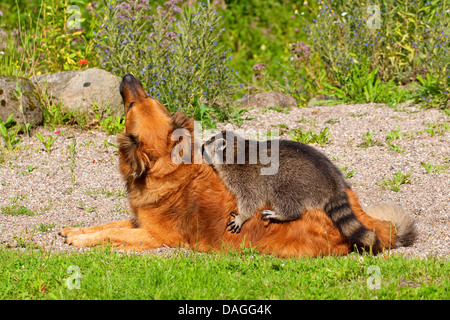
[202, 130, 380, 248]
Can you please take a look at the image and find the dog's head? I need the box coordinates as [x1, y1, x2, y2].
[118, 74, 194, 179]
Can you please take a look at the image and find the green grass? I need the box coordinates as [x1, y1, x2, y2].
[1, 204, 35, 216]
[380, 170, 412, 192]
[289, 127, 331, 146]
[0, 246, 448, 300]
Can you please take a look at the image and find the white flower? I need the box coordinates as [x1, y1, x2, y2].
[0, 51, 4, 55]
[341, 12, 348, 16]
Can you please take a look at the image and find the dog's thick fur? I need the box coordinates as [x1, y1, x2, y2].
[59, 75, 417, 257]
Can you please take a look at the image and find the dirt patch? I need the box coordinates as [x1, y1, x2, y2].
[0, 103, 448, 258]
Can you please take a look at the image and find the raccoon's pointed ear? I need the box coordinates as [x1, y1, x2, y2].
[216, 138, 227, 151]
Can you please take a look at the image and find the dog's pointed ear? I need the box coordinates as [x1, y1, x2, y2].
[171, 111, 194, 131]
[120, 74, 148, 105]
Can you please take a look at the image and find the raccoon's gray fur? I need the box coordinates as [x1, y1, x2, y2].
[203, 130, 383, 248]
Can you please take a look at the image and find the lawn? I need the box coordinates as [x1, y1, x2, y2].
[0, 246, 448, 300]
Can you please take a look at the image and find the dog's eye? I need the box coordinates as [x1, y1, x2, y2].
[128, 102, 135, 110]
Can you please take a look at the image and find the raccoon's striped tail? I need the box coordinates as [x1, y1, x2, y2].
[325, 189, 417, 253]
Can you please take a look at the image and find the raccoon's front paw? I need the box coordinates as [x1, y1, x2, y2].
[227, 212, 244, 233]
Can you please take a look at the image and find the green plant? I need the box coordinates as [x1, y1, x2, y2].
[12, 230, 38, 249]
[303, 0, 450, 107]
[358, 131, 382, 149]
[424, 122, 450, 137]
[96, 108, 125, 135]
[1, 204, 35, 216]
[19, 165, 37, 175]
[420, 162, 449, 174]
[0, 0, 95, 76]
[414, 74, 449, 108]
[380, 170, 411, 192]
[36, 132, 57, 153]
[36, 0, 95, 73]
[36, 222, 55, 232]
[95, 0, 236, 122]
[0, 113, 21, 151]
[67, 138, 77, 186]
[14, 81, 31, 137]
[40, 100, 68, 129]
[386, 141, 405, 153]
[385, 125, 403, 142]
[289, 127, 330, 146]
[340, 166, 355, 179]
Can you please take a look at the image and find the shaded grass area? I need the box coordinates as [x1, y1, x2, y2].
[0, 246, 448, 300]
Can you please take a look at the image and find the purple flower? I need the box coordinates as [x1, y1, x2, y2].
[252, 63, 266, 72]
[164, 0, 181, 6]
[290, 41, 313, 62]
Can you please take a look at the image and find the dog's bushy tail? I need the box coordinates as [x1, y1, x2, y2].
[364, 202, 417, 248]
[344, 189, 417, 253]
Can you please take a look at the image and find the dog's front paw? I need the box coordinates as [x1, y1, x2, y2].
[59, 227, 85, 238]
[64, 233, 99, 248]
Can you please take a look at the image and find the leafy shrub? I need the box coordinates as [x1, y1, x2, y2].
[301, 0, 450, 107]
[94, 0, 236, 123]
[0, 0, 95, 76]
[0, 113, 21, 151]
[96, 107, 125, 135]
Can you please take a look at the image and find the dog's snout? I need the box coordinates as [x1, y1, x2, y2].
[120, 74, 147, 102]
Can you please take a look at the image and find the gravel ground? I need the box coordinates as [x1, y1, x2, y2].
[0, 103, 448, 258]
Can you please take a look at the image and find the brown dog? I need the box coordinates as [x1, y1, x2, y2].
[59, 75, 416, 257]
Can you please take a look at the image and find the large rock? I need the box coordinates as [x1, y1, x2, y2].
[235, 91, 298, 109]
[0, 76, 43, 126]
[33, 68, 123, 117]
[32, 70, 81, 102]
[60, 68, 123, 117]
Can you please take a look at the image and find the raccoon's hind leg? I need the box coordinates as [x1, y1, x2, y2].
[261, 209, 287, 221]
[266, 198, 304, 222]
[261, 209, 302, 222]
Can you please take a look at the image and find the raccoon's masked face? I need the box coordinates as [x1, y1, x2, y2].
[202, 134, 228, 166]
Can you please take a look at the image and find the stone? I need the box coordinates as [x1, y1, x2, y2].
[32, 68, 123, 118]
[32, 70, 81, 102]
[0, 76, 43, 126]
[59, 68, 123, 117]
[234, 91, 297, 109]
